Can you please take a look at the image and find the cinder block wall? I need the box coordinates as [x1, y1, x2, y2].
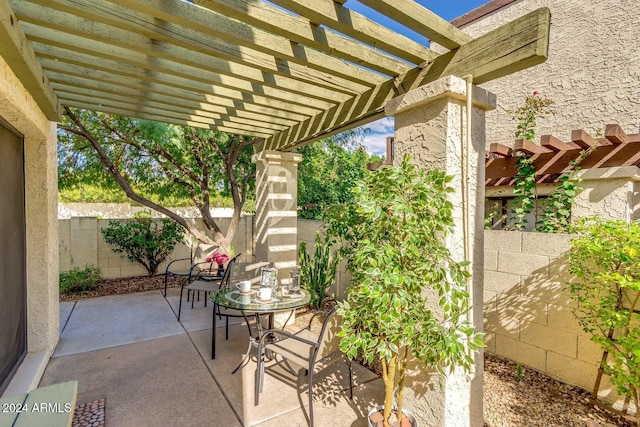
[60, 216, 254, 278]
[484, 230, 618, 401]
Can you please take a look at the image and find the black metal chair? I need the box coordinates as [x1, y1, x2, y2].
[163, 243, 218, 297]
[177, 254, 240, 321]
[254, 306, 353, 427]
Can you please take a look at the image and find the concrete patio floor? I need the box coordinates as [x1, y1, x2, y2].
[41, 289, 384, 426]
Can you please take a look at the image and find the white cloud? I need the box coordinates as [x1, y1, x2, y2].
[364, 117, 394, 134]
[360, 117, 394, 155]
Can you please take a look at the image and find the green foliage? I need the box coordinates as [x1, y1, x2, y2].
[535, 146, 594, 233]
[515, 363, 524, 383]
[568, 219, 640, 416]
[331, 156, 483, 425]
[59, 265, 101, 294]
[59, 108, 255, 249]
[100, 215, 185, 276]
[510, 155, 537, 230]
[295, 135, 371, 220]
[511, 92, 555, 142]
[507, 92, 555, 230]
[298, 232, 339, 309]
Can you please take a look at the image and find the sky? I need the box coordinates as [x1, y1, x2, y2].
[342, 0, 490, 155]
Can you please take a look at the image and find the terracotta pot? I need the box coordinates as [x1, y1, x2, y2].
[367, 406, 418, 427]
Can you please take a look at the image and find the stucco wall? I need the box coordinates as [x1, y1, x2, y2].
[456, 0, 640, 144]
[0, 56, 58, 358]
[484, 230, 622, 405]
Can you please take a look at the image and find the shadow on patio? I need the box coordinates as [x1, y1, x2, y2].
[41, 289, 383, 426]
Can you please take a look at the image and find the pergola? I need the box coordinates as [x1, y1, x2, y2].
[0, 1, 551, 424]
[1, 0, 549, 151]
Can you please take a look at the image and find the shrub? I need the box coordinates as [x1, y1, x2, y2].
[298, 232, 338, 309]
[568, 218, 640, 420]
[101, 214, 185, 276]
[59, 265, 101, 294]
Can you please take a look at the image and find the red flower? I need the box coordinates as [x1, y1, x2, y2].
[532, 91, 539, 96]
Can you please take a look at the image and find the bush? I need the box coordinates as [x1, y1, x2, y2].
[101, 214, 185, 276]
[568, 218, 640, 419]
[298, 232, 338, 309]
[59, 265, 101, 294]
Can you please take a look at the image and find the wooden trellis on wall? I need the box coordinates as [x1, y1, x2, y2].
[486, 124, 640, 187]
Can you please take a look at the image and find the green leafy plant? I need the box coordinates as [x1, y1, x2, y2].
[515, 363, 524, 383]
[333, 156, 483, 427]
[101, 213, 186, 276]
[508, 92, 555, 230]
[568, 219, 640, 423]
[298, 232, 339, 309]
[59, 265, 101, 294]
[535, 145, 594, 233]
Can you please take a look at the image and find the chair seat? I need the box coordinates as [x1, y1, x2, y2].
[265, 328, 317, 368]
[186, 280, 219, 292]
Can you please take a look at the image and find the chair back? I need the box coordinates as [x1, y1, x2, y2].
[315, 307, 342, 362]
[218, 254, 241, 290]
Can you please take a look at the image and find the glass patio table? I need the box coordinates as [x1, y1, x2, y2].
[212, 286, 310, 373]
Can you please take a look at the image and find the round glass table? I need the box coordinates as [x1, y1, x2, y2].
[211, 286, 310, 373]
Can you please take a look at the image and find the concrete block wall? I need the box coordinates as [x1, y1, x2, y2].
[484, 230, 620, 402]
[59, 216, 255, 279]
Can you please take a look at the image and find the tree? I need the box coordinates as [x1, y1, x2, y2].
[295, 134, 371, 219]
[58, 107, 255, 254]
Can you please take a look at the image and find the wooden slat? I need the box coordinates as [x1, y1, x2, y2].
[488, 143, 512, 157]
[571, 129, 600, 148]
[61, 96, 279, 135]
[514, 139, 553, 154]
[63, 100, 274, 138]
[58, 92, 288, 131]
[13, 2, 354, 106]
[263, 8, 551, 150]
[540, 135, 581, 151]
[604, 124, 629, 144]
[32, 42, 322, 118]
[0, 0, 59, 119]
[268, 0, 437, 64]
[24, 24, 337, 112]
[20, 0, 372, 94]
[51, 81, 307, 125]
[45, 68, 322, 122]
[193, 0, 411, 77]
[357, 0, 472, 49]
[109, 0, 384, 88]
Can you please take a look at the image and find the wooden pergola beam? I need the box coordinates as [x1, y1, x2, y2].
[192, 0, 411, 76]
[357, 0, 472, 49]
[264, 8, 551, 151]
[268, 0, 437, 64]
[0, 0, 59, 119]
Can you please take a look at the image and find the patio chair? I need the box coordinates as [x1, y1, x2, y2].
[163, 242, 218, 297]
[177, 253, 240, 321]
[254, 306, 353, 427]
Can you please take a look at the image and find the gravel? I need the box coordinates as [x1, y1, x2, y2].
[61, 275, 635, 426]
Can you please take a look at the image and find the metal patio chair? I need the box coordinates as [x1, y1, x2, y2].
[254, 306, 353, 427]
[163, 242, 218, 297]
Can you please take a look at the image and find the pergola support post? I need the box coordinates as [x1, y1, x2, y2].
[385, 75, 496, 427]
[252, 150, 302, 288]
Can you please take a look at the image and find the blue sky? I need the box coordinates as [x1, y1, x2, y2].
[342, 0, 489, 155]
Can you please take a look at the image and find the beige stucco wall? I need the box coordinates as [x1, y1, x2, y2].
[0, 56, 58, 369]
[456, 0, 640, 144]
[484, 230, 623, 406]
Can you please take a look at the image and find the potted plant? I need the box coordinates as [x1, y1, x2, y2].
[329, 156, 484, 427]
